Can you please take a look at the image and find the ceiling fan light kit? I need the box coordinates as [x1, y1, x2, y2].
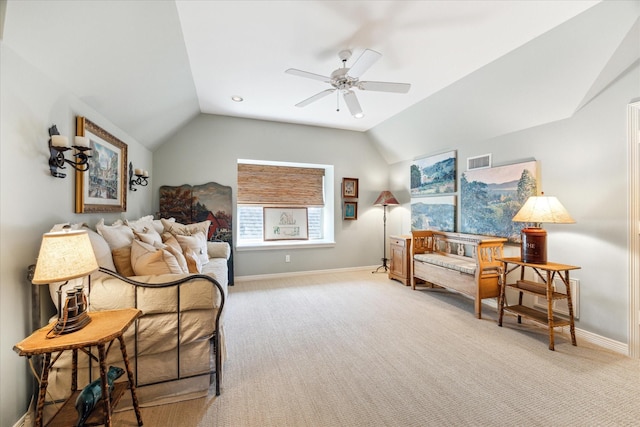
[286, 48, 411, 118]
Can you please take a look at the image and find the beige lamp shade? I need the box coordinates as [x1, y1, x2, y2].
[32, 230, 99, 284]
[512, 195, 575, 225]
[373, 191, 400, 206]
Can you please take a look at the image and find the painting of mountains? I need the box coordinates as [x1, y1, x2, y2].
[411, 150, 456, 197]
[460, 160, 537, 242]
[411, 196, 456, 231]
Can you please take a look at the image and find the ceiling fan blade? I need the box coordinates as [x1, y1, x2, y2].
[347, 48, 382, 79]
[295, 89, 336, 107]
[286, 68, 331, 82]
[343, 90, 363, 117]
[358, 81, 411, 93]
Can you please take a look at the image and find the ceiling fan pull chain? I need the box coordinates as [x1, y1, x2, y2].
[336, 91, 340, 112]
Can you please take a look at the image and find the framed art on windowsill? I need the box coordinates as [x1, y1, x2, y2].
[75, 116, 128, 213]
[263, 207, 309, 241]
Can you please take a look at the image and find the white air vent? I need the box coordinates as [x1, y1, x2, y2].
[467, 154, 492, 170]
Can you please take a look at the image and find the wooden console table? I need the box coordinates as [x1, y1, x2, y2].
[497, 257, 580, 350]
[13, 308, 143, 427]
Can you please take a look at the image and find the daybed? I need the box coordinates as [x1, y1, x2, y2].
[411, 230, 506, 319]
[40, 216, 229, 409]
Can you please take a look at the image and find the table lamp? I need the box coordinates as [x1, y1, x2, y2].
[372, 190, 400, 273]
[32, 229, 99, 334]
[512, 194, 575, 264]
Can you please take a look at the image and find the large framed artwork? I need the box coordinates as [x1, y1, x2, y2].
[75, 116, 127, 213]
[410, 150, 456, 197]
[460, 160, 538, 242]
[411, 195, 456, 231]
[263, 207, 309, 241]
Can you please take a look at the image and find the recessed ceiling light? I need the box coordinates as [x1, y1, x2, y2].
[231, 96, 244, 102]
[354, 113, 365, 119]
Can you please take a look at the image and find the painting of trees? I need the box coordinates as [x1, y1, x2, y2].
[460, 161, 538, 242]
[410, 151, 456, 197]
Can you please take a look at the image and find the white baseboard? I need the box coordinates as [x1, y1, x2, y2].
[235, 265, 379, 282]
[559, 325, 628, 355]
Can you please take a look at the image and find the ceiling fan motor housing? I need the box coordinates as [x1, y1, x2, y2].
[330, 68, 356, 90]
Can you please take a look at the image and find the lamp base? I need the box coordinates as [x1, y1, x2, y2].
[372, 258, 390, 273]
[520, 227, 547, 264]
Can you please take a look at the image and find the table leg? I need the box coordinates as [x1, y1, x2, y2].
[546, 270, 555, 351]
[118, 335, 143, 425]
[97, 344, 112, 426]
[34, 353, 51, 427]
[563, 271, 577, 346]
[498, 262, 506, 327]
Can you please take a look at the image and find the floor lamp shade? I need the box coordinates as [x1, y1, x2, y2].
[512, 195, 575, 264]
[373, 190, 399, 273]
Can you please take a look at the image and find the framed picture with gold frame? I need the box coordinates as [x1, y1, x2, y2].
[75, 116, 127, 213]
[342, 177, 359, 198]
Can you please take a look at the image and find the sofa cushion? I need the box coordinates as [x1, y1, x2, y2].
[161, 218, 210, 237]
[134, 228, 163, 246]
[154, 241, 189, 274]
[130, 240, 184, 276]
[414, 253, 477, 275]
[184, 247, 202, 273]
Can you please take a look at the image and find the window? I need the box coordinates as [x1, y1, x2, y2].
[237, 159, 334, 248]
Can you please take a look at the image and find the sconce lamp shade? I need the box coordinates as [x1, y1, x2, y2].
[32, 230, 99, 284]
[512, 195, 575, 264]
[373, 191, 400, 207]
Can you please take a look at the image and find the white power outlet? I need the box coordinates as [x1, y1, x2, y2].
[285, 255, 290, 263]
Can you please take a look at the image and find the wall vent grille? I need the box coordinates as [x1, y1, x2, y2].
[467, 154, 492, 170]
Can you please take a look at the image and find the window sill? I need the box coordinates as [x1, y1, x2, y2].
[236, 240, 336, 251]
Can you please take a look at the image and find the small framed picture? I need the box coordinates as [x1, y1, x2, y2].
[342, 178, 359, 198]
[343, 201, 358, 220]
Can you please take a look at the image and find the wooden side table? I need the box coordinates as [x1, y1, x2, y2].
[14, 308, 143, 427]
[389, 235, 412, 285]
[497, 257, 580, 350]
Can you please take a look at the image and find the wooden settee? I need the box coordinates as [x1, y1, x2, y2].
[411, 230, 506, 319]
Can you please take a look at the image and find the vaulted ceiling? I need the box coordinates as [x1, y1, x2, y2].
[2, 1, 638, 163]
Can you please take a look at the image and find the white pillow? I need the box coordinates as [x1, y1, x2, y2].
[153, 241, 188, 274]
[130, 240, 184, 276]
[134, 228, 163, 246]
[175, 232, 209, 265]
[162, 218, 210, 237]
[96, 218, 135, 250]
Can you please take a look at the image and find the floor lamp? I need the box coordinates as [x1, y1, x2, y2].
[373, 190, 400, 273]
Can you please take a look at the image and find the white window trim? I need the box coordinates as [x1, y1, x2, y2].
[236, 159, 334, 250]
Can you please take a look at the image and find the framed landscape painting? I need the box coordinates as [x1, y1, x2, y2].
[410, 150, 456, 197]
[411, 196, 456, 232]
[75, 116, 127, 213]
[460, 160, 538, 242]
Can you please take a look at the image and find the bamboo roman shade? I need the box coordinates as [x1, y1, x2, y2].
[237, 163, 325, 206]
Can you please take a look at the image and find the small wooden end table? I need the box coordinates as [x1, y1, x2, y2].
[13, 308, 143, 427]
[497, 257, 580, 350]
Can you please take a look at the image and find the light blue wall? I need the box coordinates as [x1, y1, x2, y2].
[0, 44, 153, 426]
[385, 61, 640, 343]
[152, 114, 391, 276]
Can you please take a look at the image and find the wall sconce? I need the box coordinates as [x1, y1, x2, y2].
[129, 161, 149, 191]
[47, 125, 91, 178]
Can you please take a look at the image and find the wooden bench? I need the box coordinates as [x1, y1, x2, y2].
[411, 230, 507, 319]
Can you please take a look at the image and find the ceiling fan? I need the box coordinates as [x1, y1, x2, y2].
[285, 49, 411, 118]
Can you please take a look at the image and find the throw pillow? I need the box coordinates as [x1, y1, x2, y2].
[96, 218, 135, 250]
[184, 247, 202, 273]
[112, 246, 135, 277]
[175, 232, 209, 265]
[162, 218, 211, 237]
[153, 241, 188, 274]
[133, 228, 163, 246]
[130, 240, 184, 276]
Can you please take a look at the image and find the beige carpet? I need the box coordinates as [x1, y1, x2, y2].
[114, 270, 640, 426]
